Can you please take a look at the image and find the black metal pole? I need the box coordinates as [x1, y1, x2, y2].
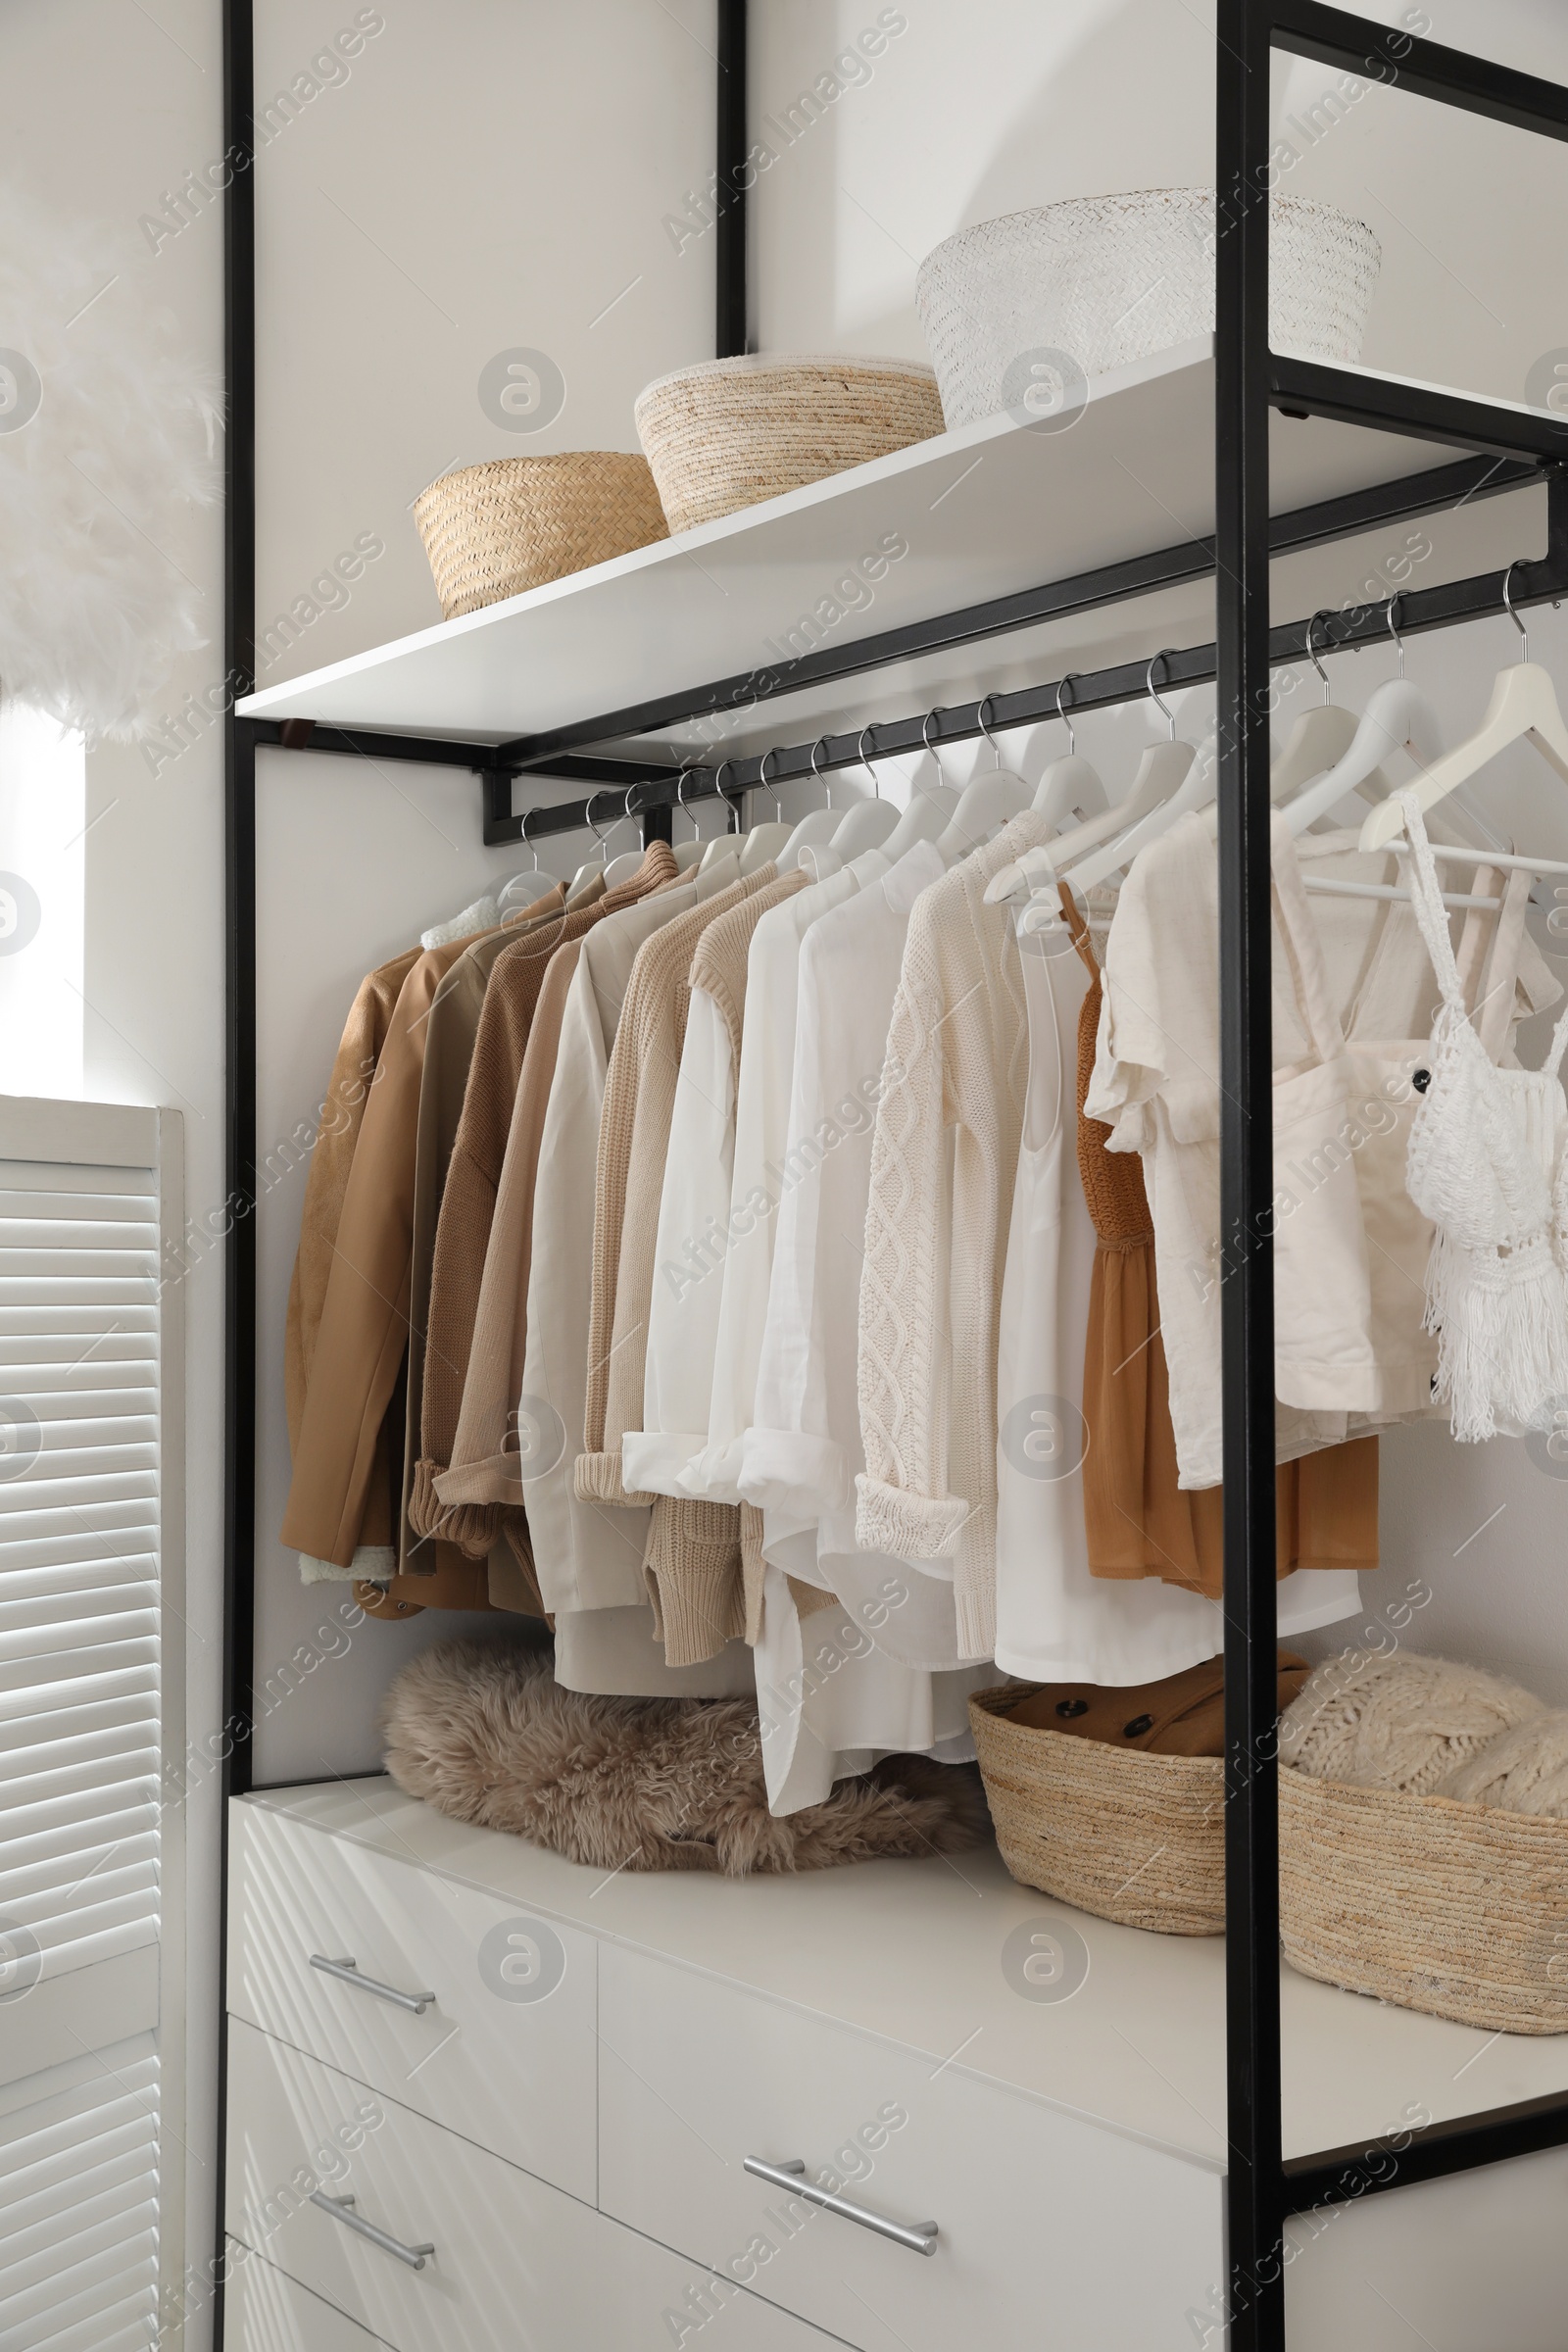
[715, 0, 750, 359]
[216, 0, 256, 2340]
[1216, 5, 1285, 2347]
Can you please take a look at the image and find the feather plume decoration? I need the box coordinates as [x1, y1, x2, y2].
[0, 183, 220, 742]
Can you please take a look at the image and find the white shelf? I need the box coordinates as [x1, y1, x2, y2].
[248, 1781, 1568, 2174]
[235, 339, 1488, 755]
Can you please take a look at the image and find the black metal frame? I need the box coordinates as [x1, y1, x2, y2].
[217, 5, 1568, 2346]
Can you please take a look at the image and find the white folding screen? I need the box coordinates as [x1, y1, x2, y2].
[0, 1098, 183, 2351]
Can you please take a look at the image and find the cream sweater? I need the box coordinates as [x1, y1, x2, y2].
[855, 812, 1052, 1660]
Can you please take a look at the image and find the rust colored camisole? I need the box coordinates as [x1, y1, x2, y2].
[1061, 887, 1378, 1597]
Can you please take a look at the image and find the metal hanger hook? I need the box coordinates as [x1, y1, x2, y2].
[676, 763, 702, 843]
[977, 694, 1004, 768]
[1385, 593, 1406, 681]
[809, 737, 834, 808]
[519, 803, 543, 871]
[1502, 559, 1529, 664]
[587, 788, 615, 859]
[1305, 611, 1332, 706]
[858, 723, 882, 800]
[714, 757, 744, 832]
[758, 745, 785, 823]
[921, 707, 950, 786]
[1147, 650, 1177, 742]
[1055, 673, 1079, 758]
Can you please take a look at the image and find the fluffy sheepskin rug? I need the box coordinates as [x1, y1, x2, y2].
[0, 182, 219, 740]
[383, 1641, 991, 1876]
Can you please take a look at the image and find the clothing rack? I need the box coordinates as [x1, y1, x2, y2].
[219, 9, 1568, 2350]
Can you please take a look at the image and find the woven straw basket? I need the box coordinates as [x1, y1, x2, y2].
[917, 191, 1381, 428]
[969, 1687, 1225, 1936]
[1280, 1766, 1568, 2034]
[412, 453, 668, 620]
[633, 354, 946, 536]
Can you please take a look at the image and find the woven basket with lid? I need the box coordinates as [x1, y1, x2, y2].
[412, 452, 668, 620]
[1280, 1765, 1568, 2034]
[633, 354, 946, 536]
[969, 1686, 1225, 1936]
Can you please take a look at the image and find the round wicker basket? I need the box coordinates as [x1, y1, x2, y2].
[633, 354, 946, 535]
[917, 191, 1381, 428]
[1280, 1765, 1568, 2034]
[412, 452, 668, 620]
[969, 1687, 1225, 1936]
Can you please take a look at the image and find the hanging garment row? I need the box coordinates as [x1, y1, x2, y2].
[279, 587, 1568, 1820]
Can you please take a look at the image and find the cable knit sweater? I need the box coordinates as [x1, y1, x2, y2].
[855, 811, 1052, 1659]
[575, 863, 778, 1508]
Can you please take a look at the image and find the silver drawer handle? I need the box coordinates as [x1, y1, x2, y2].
[310, 1953, 435, 2015]
[744, 2156, 938, 2257]
[310, 2190, 435, 2271]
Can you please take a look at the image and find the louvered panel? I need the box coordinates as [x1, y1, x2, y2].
[0, 1115, 168, 2347]
[0, 2046, 159, 2352]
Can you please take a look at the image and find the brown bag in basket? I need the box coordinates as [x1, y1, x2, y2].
[1004, 1650, 1308, 1758]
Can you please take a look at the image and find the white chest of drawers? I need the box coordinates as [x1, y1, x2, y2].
[226, 1782, 1568, 2352]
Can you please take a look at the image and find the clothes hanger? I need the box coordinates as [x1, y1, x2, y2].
[1360, 564, 1568, 851]
[934, 696, 1035, 860]
[696, 763, 743, 872]
[1031, 674, 1108, 829]
[777, 742, 845, 869]
[1269, 611, 1374, 808]
[667, 767, 706, 870]
[600, 788, 649, 889]
[567, 790, 615, 900]
[873, 718, 961, 860]
[496, 805, 548, 918]
[827, 727, 901, 856]
[727, 758, 793, 874]
[1055, 654, 1204, 893]
[985, 662, 1196, 906]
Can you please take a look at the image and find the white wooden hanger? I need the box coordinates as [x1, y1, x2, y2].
[829, 729, 901, 857]
[934, 697, 1034, 860]
[777, 742, 843, 869]
[568, 789, 623, 899]
[1359, 567, 1568, 851]
[873, 710, 960, 863]
[1031, 674, 1108, 829]
[1057, 654, 1202, 892]
[1270, 612, 1376, 809]
[496, 805, 550, 917]
[720, 760, 794, 874]
[985, 666, 1189, 906]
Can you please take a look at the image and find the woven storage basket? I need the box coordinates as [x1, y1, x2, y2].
[917, 191, 1381, 428]
[1280, 1765, 1568, 2034]
[412, 453, 668, 619]
[969, 1687, 1225, 1935]
[633, 354, 946, 535]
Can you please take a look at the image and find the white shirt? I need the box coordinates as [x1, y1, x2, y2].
[520, 859, 741, 1628]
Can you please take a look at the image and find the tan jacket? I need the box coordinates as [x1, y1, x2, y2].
[575, 865, 777, 1509]
[409, 843, 678, 1554]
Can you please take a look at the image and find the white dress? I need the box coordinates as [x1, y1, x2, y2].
[994, 920, 1364, 1683]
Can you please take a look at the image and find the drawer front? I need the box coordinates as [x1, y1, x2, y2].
[230, 1801, 595, 2197]
[225, 2019, 854, 2352]
[1284, 2143, 1568, 2352]
[225, 2240, 393, 2350]
[598, 1947, 1223, 2352]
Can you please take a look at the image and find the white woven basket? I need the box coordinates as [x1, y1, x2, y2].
[916, 191, 1380, 428]
[633, 354, 946, 535]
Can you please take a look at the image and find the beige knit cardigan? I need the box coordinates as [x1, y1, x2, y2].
[575, 863, 777, 1509]
[855, 811, 1053, 1660]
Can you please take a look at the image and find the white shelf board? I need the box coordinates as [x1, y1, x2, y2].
[247, 1781, 1568, 2175]
[236, 338, 1471, 750]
